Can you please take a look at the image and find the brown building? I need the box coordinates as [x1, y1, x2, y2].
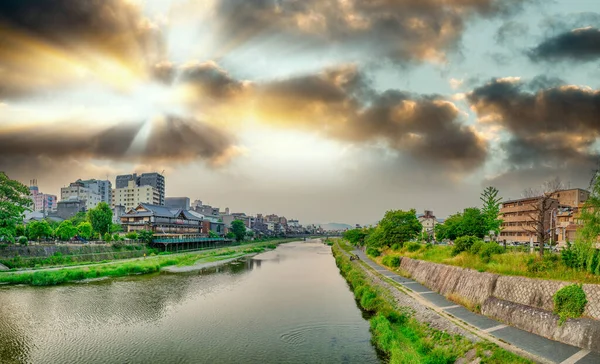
[120, 204, 202, 235]
[499, 196, 559, 245]
[551, 188, 590, 208]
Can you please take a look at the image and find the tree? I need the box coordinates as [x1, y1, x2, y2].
[77, 222, 93, 239]
[0, 172, 32, 242]
[436, 213, 463, 241]
[481, 186, 503, 235]
[138, 230, 154, 244]
[87, 202, 113, 235]
[368, 209, 422, 248]
[28, 220, 53, 241]
[225, 232, 235, 239]
[574, 170, 600, 271]
[103, 232, 112, 242]
[231, 220, 246, 242]
[522, 177, 564, 258]
[55, 220, 78, 241]
[208, 230, 219, 238]
[343, 228, 369, 246]
[110, 223, 123, 233]
[460, 207, 487, 238]
[70, 211, 88, 226]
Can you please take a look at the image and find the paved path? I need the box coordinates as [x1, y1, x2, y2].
[353, 249, 600, 364]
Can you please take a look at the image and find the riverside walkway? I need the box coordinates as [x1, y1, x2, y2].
[353, 249, 600, 364]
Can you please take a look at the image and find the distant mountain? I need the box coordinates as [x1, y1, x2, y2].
[319, 223, 353, 231]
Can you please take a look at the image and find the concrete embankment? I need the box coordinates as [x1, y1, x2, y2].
[397, 256, 600, 352]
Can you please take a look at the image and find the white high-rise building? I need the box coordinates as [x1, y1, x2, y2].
[60, 181, 101, 210]
[113, 180, 160, 211]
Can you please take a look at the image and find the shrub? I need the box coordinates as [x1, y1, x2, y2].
[479, 243, 504, 262]
[470, 240, 484, 255]
[561, 242, 578, 269]
[452, 236, 480, 255]
[366, 247, 381, 257]
[527, 255, 559, 273]
[391, 243, 401, 251]
[18, 236, 28, 245]
[406, 242, 421, 252]
[112, 241, 124, 249]
[125, 231, 138, 240]
[553, 284, 587, 325]
[382, 255, 400, 268]
[103, 232, 112, 243]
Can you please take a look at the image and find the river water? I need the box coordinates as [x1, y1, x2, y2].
[0, 241, 380, 364]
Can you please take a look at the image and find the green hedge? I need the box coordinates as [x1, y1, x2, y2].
[554, 284, 587, 325]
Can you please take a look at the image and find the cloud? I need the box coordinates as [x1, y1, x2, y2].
[495, 21, 529, 44]
[212, 0, 532, 64]
[528, 27, 600, 62]
[467, 76, 600, 184]
[249, 65, 487, 171]
[178, 61, 248, 101]
[0, 116, 238, 180]
[0, 0, 165, 99]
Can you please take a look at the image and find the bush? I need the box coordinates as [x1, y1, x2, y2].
[18, 236, 28, 245]
[125, 231, 138, 240]
[112, 241, 124, 249]
[470, 240, 484, 255]
[479, 243, 504, 262]
[103, 232, 112, 243]
[406, 242, 421, 252]
[391, 243, 401, 251]
[527, 255, 559, 273]
[553, 284, 587, 325]
[366, 247, 381, 257]
[561, 242, 578, 269]
[382, 255, 400, 268]
[452, 236, 480, 255]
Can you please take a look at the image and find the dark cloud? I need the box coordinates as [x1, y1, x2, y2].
[528, 27, 600, 62]
[251, 65, 487, 171]
[0, 0, 165, 99]
[0, 117, 237, 175]
[468, 76, 600, 183]
[178, 61, 247, 100]
[213, 0, 532, 63]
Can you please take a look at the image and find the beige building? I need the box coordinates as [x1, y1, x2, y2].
[551, 188, 590, 208]
[499, 196, 559, 245]
[61, 181, 101, 210]
[418, 210, 437, 237]
[113, 180, 160, 211]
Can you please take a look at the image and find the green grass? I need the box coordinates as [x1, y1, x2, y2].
[376, 244, 600, 284]
[333, 241, 531, 364]
[0, 240, 286, 286]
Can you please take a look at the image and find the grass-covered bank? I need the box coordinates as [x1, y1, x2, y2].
[0, 241, 285, 286]
[332, 241, 532, 364]
[373, 242, 600, 285]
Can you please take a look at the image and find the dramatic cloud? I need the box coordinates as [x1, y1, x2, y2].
[528, 27, 600, 62]
[250, 65, 487, 170]
[467, 77, 600, 182]
[178, 61, 248, 101]
[0, 117, 237, 175]
[495, 21, 529, 44]
[0, 0, 165, 99]
[213, 0, 531, 63]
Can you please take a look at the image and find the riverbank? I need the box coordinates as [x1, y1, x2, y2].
[332, 241, 532, 363]
[374, 243, 600, 284]
[0, 240, 290, 286]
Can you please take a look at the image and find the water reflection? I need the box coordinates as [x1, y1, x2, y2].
[0, 241, 379, 364]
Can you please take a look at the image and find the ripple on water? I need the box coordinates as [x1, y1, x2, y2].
[279, 322, 362, 347]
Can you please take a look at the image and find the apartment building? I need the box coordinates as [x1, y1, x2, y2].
[61, 181, 102, 210]
[28, 181, 57, 213]
[499, 196, 559, 244]
[418, 210, 437, 236]
[77, 179, 112, 205]
[116, 172, 165, 205]
[113, 180, 160, 211]
[551, 188, 590, 208]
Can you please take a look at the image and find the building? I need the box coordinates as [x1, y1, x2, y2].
[120, 203, 202, 234]
[77, 179, 112, 205]
[551, 188, 590, 208]
[28, 180, 57, 213]
[165, 197, 190, 210]
[499, 196, 559, 245]
[56, 197, 87, 220]
[113, 180, 160, 211]
[61, 180, 101, 210]
[202, 215, 225, 236]
[116, 172, 165, 205]
[418, 210, 437, 237]
[192, 200, 220, 216]
[112, 205, 126, 224]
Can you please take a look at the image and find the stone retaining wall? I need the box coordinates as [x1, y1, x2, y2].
[397, 256, 600, 351]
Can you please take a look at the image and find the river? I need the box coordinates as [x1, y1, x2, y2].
[0, 241, 381, 364]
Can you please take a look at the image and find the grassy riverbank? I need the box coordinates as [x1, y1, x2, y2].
[374, 243, 600, 284]
[333, 241, 531, 364]
[0, 241, 283, 286]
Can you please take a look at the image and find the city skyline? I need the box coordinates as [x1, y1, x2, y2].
[1, 0, 599, 224]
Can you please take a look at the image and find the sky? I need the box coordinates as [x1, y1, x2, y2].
[1, 0, 599, 225]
